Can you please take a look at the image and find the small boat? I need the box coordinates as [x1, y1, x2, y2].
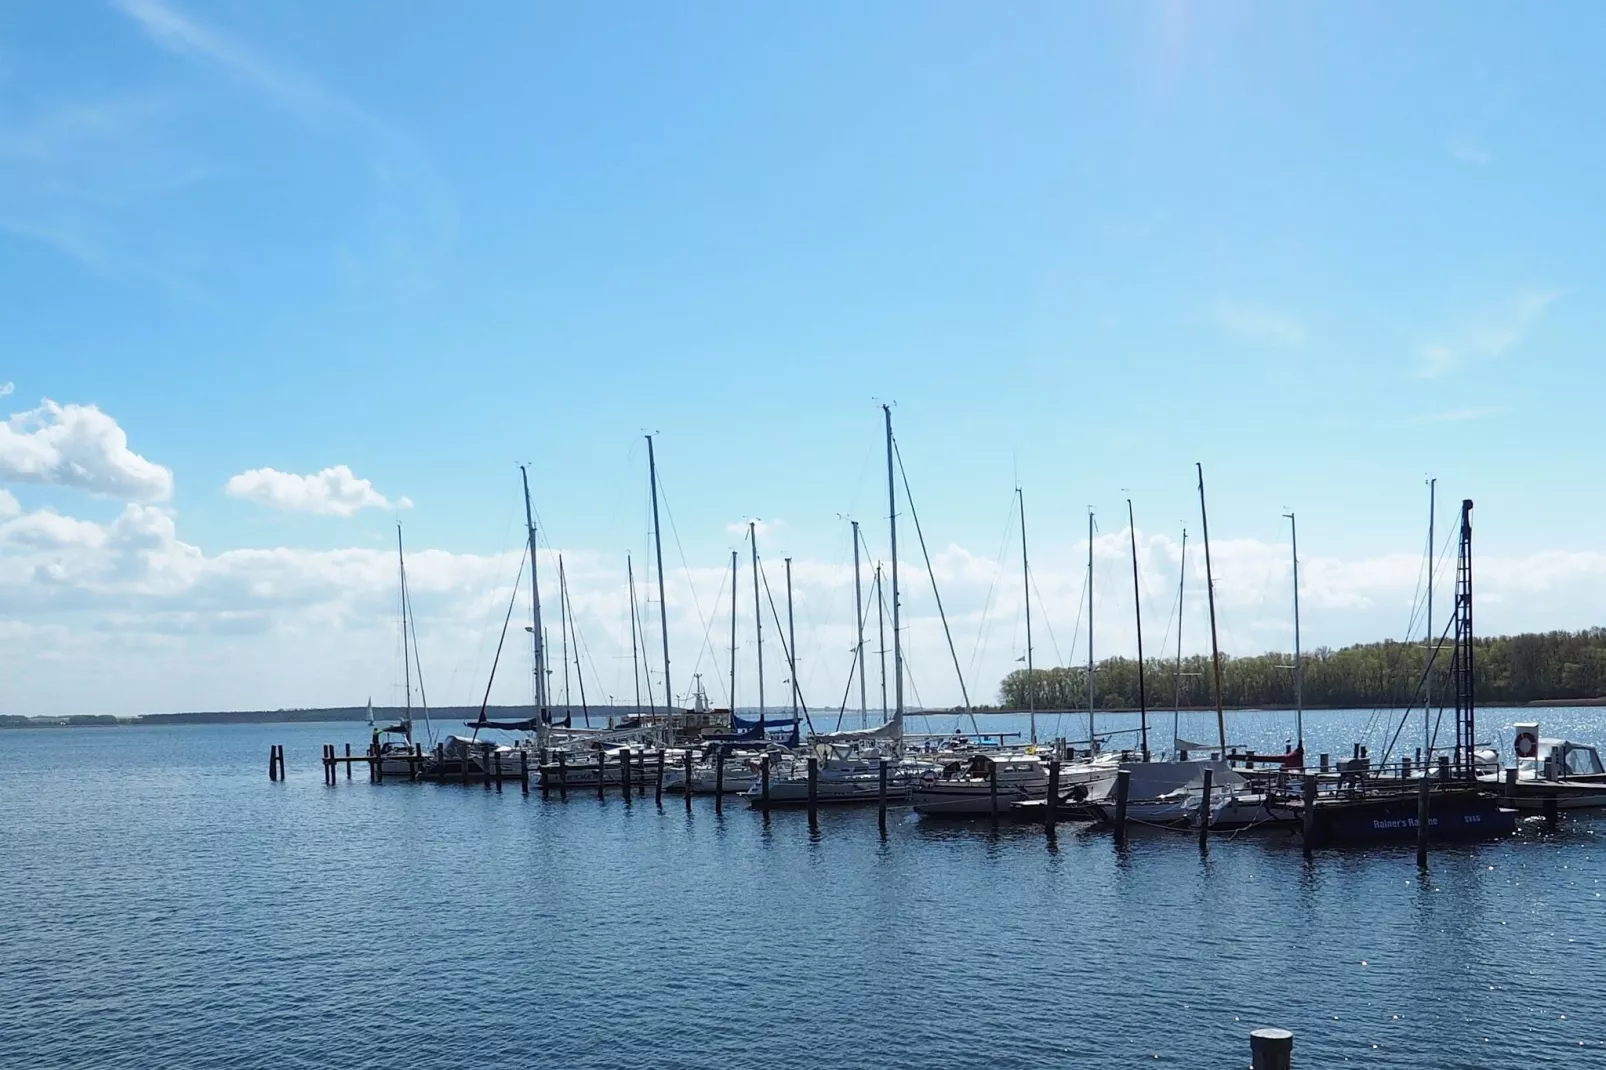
[912, 753, 1053, 816]
[1476, 721, 1606, 810]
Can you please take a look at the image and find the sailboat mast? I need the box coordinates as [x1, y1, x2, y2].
[1175, 527, 1187, 752]
[853, 520, 867, 730]
[750, 522, 764, 716]
[1127, 500, 1147, 757]
[627, 554, 642, 709]
[520, 465, 546, 709]
[875, 564, 888, 721]
[565, 564, 590, 723]
[398, 524, 412, 717]
[1426, 477, 1436, 760]
[884, 405, 904, 729]
[647, 435, 673, 709]
[1286, 512, 1303, 751]
[1197, 463, 1227, 753]
[1087, 509, 1095, 748]
[729, 550, 738, 714]
[786, 557, 799, 721]
[1019, 487, 1035, 745]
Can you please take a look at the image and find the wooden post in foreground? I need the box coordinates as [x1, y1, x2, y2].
[557, 751, 568, 798]
[520, 750, 530, 794]
[878, 757, 889, 830]
[683, 750, 694, 811]
[345, 742, 353, 780]
[1113, 768, 1131, 846]
[715, 750, 726, 814]
[1249, 1027, 1293, 1070]
[1198, 768, 1213, 847]
[1416, 773, 1431, 867]
[807, 755, 819, 819]
[1046, 758, 1060, 831]
[760, 754, 771, 813]
[621, 749, 632, 802]
[1301, 774, 1318, 859]
[655, 749, 665, 806]
[988, 759, 999, 824]
[595, 752, 606, 799]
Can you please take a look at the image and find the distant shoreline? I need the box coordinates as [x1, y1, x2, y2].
[6, 696, 1603, 730]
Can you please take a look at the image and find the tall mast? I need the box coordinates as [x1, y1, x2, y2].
[1127, 500, 1147, 757]
[1426, 477, 1436, 760]
[398, 524, 412, 719]
[1453, 498, 1475, 776]
[520, 465, 546, 709]
[1087, 509, 1096, 748]
[750, 521, 764, 716]
[729, 550, 738, 713]
[559, 555, 572, 710]
[1286, 512, 1303, 752]
[1197, 463, 1227, 754]
[1019, 487, 1035, 745]
[627, 554, 642, 709]
[647, 435, 673, 710]
[875, 564, 888, 722]
[884, 405, 904, 731]
[1175, 527, 1187, 753]
[785, 557, 799, 721]
[853, 520, 867, 730]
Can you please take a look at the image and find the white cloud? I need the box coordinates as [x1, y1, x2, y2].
[1207, 299, 1306, 347]
[224, 465, 411, 517]
[0, 399, 173, 501]
[0, 383, 13, 398]
[1418, 289, 1559, 378]
[1447, 136, 1492, 168]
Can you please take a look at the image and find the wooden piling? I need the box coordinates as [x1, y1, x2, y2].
[345, 742, 353, 780]
[1301, 774, 1318, 858]
[413, 742, 422, 781]
[714, 751, 725, 814]
[988, 759, 999, 824]
[1402, 756, 1412, 779]
[1544, 795, 1560, 830]
[374, 746, 383, 783]
[1416, 773, 1431, 867]
[596, 752, 606, 799]
[1319, 752, 1329, 773]
[494, 751, 503, 792]
[1046, 758, 1060, 831]
[520, 750, 530, 794]
[1198, 768, 1213, 847]
[807, 755, 819, 818]
[557, 751, 568, 798]
[459, 745, 469, 785]
[1438, 755, 1451, 784]
[1113, 768, 1131, 846]
[760, 754, 771, 813]
[683, 750, 694, 811]
[655, 749, 664, 805]
[878, 757, 889, 828]
[1249, 1027, 1293, 1070]
[268, 745, 279, 781]
[621, 749, 632, 802]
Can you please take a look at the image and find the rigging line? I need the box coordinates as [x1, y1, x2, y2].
[401, 556, 433, 744]
[654, 475, 716, 706]
[1028, 563, 1066, 668]
[475, 544, 528, 728]
[965, 492, 1018, 687]
[562, 559, 592, 724]
[832, 571, 881, 730]
[568, 575, 615, 714]
[892, 437, 977, 731]
[1381, 609, 1459, 766]
[757, 556, 815, 734]
[689, 563, 733, 707]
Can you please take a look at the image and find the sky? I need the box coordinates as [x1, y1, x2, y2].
[4, 1, 1606, 717]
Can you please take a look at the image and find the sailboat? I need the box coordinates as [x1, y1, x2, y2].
[371, 525, 432, 778]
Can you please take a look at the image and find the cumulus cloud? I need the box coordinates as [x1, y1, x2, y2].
[0, 399, 173, 501]
[224, 465, 411, 517]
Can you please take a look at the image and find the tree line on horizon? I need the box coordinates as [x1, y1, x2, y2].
[994, 628, 1606, 711]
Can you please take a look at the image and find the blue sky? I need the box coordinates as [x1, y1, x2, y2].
[2, 1, 1604, 716]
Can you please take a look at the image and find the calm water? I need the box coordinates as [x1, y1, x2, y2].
[5, 707, 1606, 1069]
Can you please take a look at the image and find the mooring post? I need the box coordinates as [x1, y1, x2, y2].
[760, 753, 771, 813]
[344, 742, 353, 780]
[596, 752, 606, 800]
[878, 757, 889, 828]
[1416, 773, 1431, 866]
[1319, 752, 1329, 773]
[1301, 774, 1318, 858]
[520, 750, 530, 794]
[1198, 768, 1213, 847]
[321, 744, 330, 785]
[557, 751, 568, 798]
[621, 749, 632, 802]
[715, 750, 726, 813]
[459, 746, 469, 785]
[268, 746, 278, 781]
[655, 749, 665, 806]
[1249, 1027, 1293, 1070]
[1503, 765, 1517, 803]
[1113, 768, 1131, 846]
[1438, 755, 1451, 785]
[413, 742, 422, 781]
[1046, 758, 1060, 830]
[494, 751, 504, 792]
[374, 747, 384, 783]
[988, 759, 999, 824]
[807, 755, 819, 818]
[1544, 795, 1560, 830]
[683, 749, 694, 811]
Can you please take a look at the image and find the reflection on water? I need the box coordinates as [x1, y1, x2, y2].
[1, 714, 1604, 1069]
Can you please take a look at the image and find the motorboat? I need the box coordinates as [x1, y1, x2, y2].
[1476, 721, 1606, 810]
[912, 753, 1054, 816]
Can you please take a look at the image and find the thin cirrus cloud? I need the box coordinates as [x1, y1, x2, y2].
[224, 465, 412, 517]
[1206, 299, 1307, 348]
[1417, 288, 1559, 378]
[0, 398, 174, 502]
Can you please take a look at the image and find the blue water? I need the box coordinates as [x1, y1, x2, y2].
[4, 707, 1606, 1069]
